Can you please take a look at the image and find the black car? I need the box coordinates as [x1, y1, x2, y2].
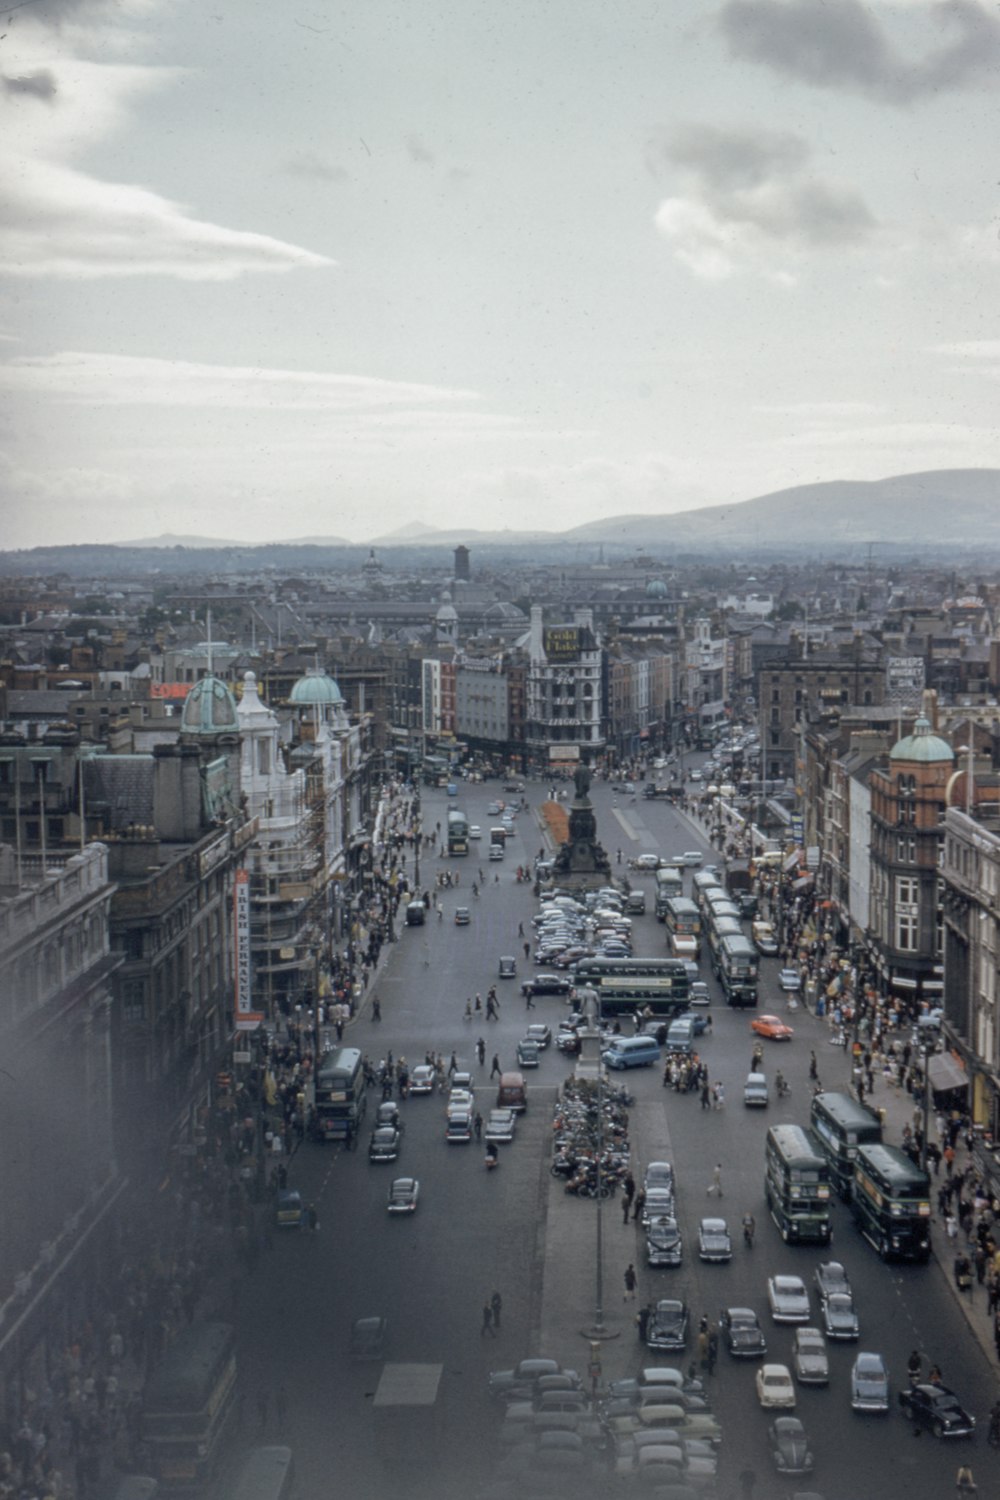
[521, 972, 573, 998]
[898, 1383, 976, 1438]
[768, 1416, 814, 1475]
[720, 1306, 767, 1358]
[645, 1298, 689, 1353]
[646, 1216, 683, 1268]
[368, 1125, 401, 1162]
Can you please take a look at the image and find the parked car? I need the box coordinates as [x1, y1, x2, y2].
[640, 1187, 676, 1228]
[644, 1161, 675, 1192]
[386, 1177, 419, 1214]
[697, 1218, 732, 1263]
[821, 1292, 860, 1340]
[768, 1275, 810, 1323]
[488, 1359, 580, 1402]
[646, 1216, 683, 1268]
[851, 1351, 890, 1412]
[792, 1327, 829, 1385]
[898, 1382, 975, 1437]
[768, 1416, 814, 1475]
[756, 1364, 796, 1409]
[721, 1307, 767, 1359]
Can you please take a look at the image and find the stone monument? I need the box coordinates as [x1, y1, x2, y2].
[550, 764, 612, 890]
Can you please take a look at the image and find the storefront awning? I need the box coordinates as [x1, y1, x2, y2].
[927, 1053, 967, 1093]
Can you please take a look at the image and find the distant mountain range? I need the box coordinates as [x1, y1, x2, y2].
[6, 469, 999, 573]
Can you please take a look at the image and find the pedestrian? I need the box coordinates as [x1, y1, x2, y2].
[707, 1327, 718, 1375]
[491, 1290, 502, 1328]
[525, 986, 535, 1011]
[481, 1303, 497, 1337]
[707, 1164, 723, 1197]
[956, 1464, 976, 1497]
[623, 1170, 635, 1205]
[448, 1051, 458, 1076]
[623, 1263, 637, 1301]
[739, 1469, 757, 1500]
[633, 1189, 646, 1223]
[697, 1327, 709, 1370]
[372, 996, 381, 1022]
[637, 1303, 651, 1341]
[809, 1049, 817, 1080]
[622, 1192, 632, 1225]
[306, 1203, 318, 1232]
[474, 1111, 483, 1140]
[476, 1036, 486, 1066]
[490, 1054, 501, 1079]
[523, 941, 530, 961]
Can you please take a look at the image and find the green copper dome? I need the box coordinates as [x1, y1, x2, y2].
[288, 670, 343, 706]
[180, 676, 240, 735]
[889, 716, 954, 764]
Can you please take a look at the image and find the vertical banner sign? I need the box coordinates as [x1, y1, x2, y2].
[233, 868, 262, 1031]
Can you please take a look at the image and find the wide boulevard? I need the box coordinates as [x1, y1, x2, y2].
[232, 769, 996, 1500]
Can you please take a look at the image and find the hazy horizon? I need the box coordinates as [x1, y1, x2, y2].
[3, 0, 1000, 548]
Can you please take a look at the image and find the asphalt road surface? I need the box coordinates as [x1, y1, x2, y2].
[230, 772, 995, 1500]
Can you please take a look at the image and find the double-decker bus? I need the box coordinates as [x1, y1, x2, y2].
[311, 1045, 367, 1144]
[764, 1124, 832, 1244]
[692, 870, 724, 917]
[809, 1090, 883, 1200]
[572, 956, 690, 1020]
[852, 1143, 931, 1262]
[447, 807, 469, 855]
[663, 896, 701, 959]
[706, 900, 742, 971]
[654, 865, 683, 919]
[717, 932, 759, 1008]
[140, 1322, 236, 1491]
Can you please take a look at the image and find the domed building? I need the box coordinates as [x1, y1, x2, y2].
[288, 668, 350, 735]
[177, 673, 242, 823]
[869, 713, 954, 1004]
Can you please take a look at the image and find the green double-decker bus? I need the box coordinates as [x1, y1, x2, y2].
[852, 1143, 931, 1262]
[764, 1124, 832, 1244]
[809, 1090, 883, 1200]
[573, 957, 690, 1020]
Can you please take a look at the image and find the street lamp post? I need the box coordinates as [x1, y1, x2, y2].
[413, 791, 422, 890]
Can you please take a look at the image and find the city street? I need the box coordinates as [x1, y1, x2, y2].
[233, 774, 995, 1500]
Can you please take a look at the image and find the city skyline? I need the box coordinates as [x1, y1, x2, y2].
[3, 0, 1000, 548]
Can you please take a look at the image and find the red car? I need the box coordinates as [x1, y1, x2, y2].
[751, 1014, 794, 1041]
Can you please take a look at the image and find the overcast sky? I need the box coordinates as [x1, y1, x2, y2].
[2, 0, 999, 548]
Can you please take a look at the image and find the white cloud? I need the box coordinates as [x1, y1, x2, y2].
[1, 45, 332, 280]
[0, 351, 479, 410]
[773, 419, 1000, 453]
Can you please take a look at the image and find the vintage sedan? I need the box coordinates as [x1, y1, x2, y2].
[721, 1307, 768, 1359]
[767, 1275, 811, 1323]
[631, 853, 662, 871]
[521, 973, 573, 998]
[792, 1327, 829, 1386]
[898, 1382, 975, 1437]
[814, 1260, 851, 1303]
[822, 1291, 860, 1340]
[645, 1299, 689, 1353]
[454, 906, 471, 925]
[778, 968, 802, 992]
[768, 1416, 814, 1475]
[851, 1351, 890, 1412]
[646, 1216, 683, 1268]
[368, 1125, 401, 1163]
[756, 1363, 796, 1410]
[641, 1187, 676, 1228]
[484, 1108, 517, 1144]
[409, 1064, 437, 1095]
[386, 1177, 419, 1214]
[525, 1023, 553, 1048]
[751, 1014, 795, 1041]
[516, 1038, 541, 1069]
[697, 1218, 732, 1263]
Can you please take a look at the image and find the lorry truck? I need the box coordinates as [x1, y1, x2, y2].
[373, 1363, 444, 1472]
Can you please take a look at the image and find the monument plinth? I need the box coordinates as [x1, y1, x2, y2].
[550, 765, 612, 893]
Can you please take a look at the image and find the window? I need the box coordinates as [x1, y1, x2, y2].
[121, 980, 146, 1024]
[897, 911, 918, 951]
[897, 875, 918, 907]
[897, 834, 916, 863]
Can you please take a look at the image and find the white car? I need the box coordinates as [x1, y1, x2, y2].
[767, 1275, 811, 1323]
[408, 1065, 436, 1095]
[756, 1363, 796, 1409]
[778, 968, 801, 992]
[468, 824, 482, 840]
[632, 853, 661, 871]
